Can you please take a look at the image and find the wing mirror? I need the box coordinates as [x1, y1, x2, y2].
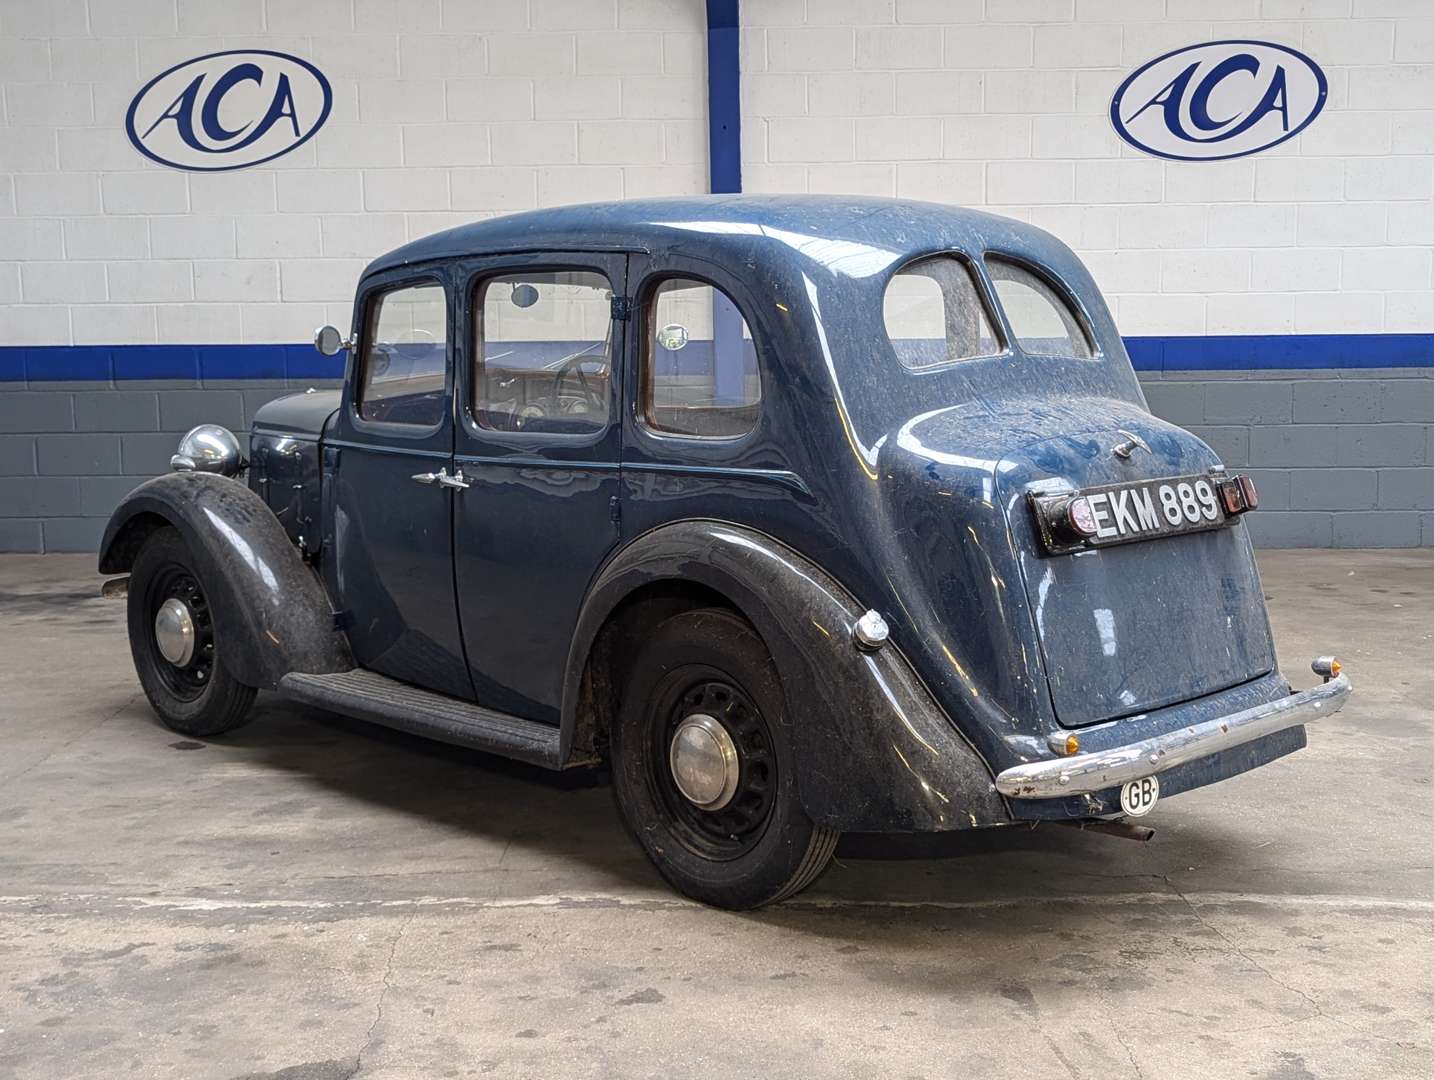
[314, 324, 352, 356]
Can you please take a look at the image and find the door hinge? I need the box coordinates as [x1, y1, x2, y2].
[610, 295, 633, 321]
[608, 495, 622, 528]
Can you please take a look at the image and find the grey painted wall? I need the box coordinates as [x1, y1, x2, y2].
[1140, 367, 1434, 549]
[0, 378, 338, 554]
[0, 367, 1430, 553]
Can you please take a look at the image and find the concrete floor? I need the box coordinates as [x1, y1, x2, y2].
[0, 551, 1431, 1080]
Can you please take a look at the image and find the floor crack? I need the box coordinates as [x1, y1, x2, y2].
[353, 910, 415, 1078]
[1109, 1014, 1145, 1079]
[2, 691, 140, 787]
[1163, 874, 1427, 1054]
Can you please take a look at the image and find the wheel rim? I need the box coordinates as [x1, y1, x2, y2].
[143, 563, 215, 701]
[647, 671, 777, 861]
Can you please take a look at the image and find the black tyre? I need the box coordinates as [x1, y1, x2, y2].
[611, 608, 839, 910]
[127, 527, 257, 737]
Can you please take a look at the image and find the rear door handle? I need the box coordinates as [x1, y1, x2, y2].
[437, 469, 470, 490]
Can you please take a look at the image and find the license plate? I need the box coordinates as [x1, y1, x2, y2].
[1121, 776, 1160, 817]
[1029, 473, 1231, 555]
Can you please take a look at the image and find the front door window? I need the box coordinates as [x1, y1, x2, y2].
[358, 283, 448, 425]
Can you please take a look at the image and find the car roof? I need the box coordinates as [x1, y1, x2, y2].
[363, 195, 1072, 282]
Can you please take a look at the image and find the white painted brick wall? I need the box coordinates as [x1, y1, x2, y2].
[2, 1, 1433, 353]
[0, 0, 707, 347]
[741, 1, 1434, 340]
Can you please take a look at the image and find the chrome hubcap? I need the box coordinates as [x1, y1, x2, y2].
[669, 713, 740, 810]
[154, 597, 196, 667]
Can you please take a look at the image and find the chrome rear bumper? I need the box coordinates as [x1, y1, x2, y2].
[995, 670, 1351, 799]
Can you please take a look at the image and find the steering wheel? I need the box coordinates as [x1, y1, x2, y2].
[551, 347, 606, 416]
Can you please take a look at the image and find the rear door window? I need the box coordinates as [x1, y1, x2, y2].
[882, 255, 1001, 370]
[986, 257, 1094, 359]
[644, 277, 760, 439]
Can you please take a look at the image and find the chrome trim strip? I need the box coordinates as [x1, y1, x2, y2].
[323, 439, 451, 460]
[251, 429, 321, 443]
[622, 461, 811, 496]
[995, 672, 1351, 799]
[452, 456, 810, 494]
[455, 453, 620, 471]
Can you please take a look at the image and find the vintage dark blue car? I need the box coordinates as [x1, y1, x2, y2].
[99, 196, 1351, 909]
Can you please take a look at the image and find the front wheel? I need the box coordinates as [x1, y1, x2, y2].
[611, 608, 839, 910]
[127, 527, 257, 738]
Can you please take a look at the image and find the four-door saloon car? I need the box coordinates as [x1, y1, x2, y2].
[99, 196, 1351, 910]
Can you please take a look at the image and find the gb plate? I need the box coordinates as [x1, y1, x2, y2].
[1120, 775, 1160, 817]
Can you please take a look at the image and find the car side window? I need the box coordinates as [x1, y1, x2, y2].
[644, 277, 760, 439]
[985, 256, 1094, 359]
[883, 255, 1001, 370]
[474, 270, 613, 435]
[358, 283, 448, 426]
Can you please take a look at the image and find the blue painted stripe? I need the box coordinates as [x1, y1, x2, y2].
[1124, 333, 1434, 372]
[0, 344, 345, 383]
[1, 335, 1432, 383]
[705, 0, 741, 195]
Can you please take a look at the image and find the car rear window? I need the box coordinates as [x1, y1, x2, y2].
[882, 255, 1001, 370]
[985, 257, 1094, 359]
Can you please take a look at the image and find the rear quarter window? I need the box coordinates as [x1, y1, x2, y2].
[882, 255, 1001, 370]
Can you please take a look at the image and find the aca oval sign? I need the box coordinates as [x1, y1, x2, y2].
[1110, 40, 1326, 162]
[126, 49, 331, 172]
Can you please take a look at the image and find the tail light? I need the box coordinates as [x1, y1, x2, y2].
[1217, 474, 1258, 516]
[1066, 496, 1098, 537]
[1237, 474, 1259, 510]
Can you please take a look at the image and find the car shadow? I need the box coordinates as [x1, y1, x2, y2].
[206, 693, 659, 891]
[198, 692, 1266, 917]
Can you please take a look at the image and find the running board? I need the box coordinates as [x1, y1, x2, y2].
[279, 669, 563, 769]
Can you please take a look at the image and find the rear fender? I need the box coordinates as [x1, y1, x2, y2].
[563, 520, 1010, 832]
[98, 472, 352, 690]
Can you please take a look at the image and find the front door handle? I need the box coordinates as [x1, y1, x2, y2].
[411, 470, 443, 485]
[437, 469, 470, 490]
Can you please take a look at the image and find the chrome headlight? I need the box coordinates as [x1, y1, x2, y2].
[171, 424, 244, 477]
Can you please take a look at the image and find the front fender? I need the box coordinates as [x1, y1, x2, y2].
[98, 472, 351, 690]
[564, 520, 1010, 832]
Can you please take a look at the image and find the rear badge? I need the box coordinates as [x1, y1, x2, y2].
[1121, 776, 1160, 817]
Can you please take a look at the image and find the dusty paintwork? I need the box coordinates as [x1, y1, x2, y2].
[98, 196, 1346, 829]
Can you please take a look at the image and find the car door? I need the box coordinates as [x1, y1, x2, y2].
[452, 253, 628, 723]
[327, 269, 475, 701]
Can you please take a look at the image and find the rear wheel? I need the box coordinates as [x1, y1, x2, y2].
[127, 527, 256, 737]
[611, 608, 839, 910]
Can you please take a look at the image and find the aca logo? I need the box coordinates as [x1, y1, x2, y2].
[1110, 40, 1326, 162]
[126, 50, 332, 171]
